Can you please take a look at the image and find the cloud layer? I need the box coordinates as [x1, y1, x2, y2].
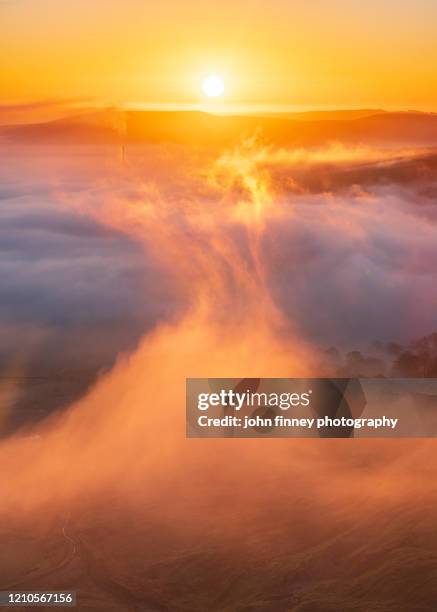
[0, 141, 437, 610]
[2, 142, 437, 376]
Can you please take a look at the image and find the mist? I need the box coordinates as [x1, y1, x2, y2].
[1, 139, 437, 610]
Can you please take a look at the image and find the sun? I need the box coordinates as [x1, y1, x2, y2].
[202, 75, 225, 98]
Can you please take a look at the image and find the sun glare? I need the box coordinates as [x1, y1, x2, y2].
[202, 75, 225, 98]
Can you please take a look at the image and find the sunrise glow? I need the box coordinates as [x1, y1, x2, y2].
[202, 75, 225, 98]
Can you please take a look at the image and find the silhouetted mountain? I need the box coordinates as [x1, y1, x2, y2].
[258, 108, 386, 120]
[3, 109, 437, 147]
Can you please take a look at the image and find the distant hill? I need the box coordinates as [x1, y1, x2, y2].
[256, 109, 385, 121]
[3, 108, 437, 147]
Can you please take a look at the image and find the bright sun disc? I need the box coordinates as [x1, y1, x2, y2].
[202, 75, 225, 98]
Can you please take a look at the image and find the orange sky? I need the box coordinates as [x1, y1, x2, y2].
[1, 0, 437, 111]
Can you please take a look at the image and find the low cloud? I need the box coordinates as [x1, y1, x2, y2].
[1, 142, 437, 378]
[0, 141, 437, 609]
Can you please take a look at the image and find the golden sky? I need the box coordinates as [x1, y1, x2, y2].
[1, 0, 437, 110]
